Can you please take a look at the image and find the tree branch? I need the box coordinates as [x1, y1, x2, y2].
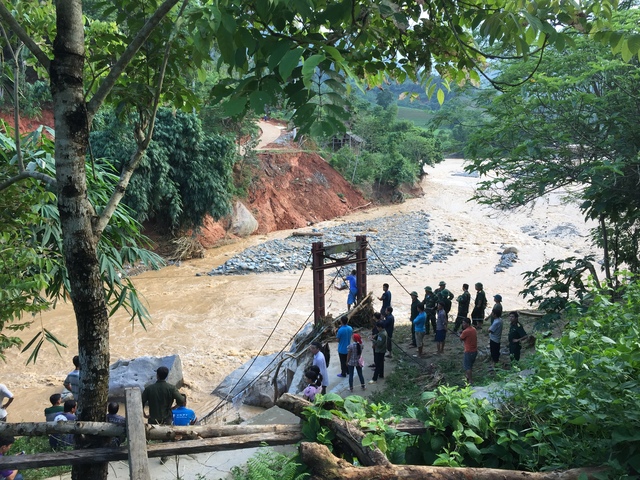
[0, 170, 56, 192]
[0, 1, 51, 70]
[85, 0, 182, 120]
[93, 0, 189, 237]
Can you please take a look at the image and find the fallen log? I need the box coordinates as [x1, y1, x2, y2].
[276, 393, 391, 468]
[299, 442, 608, 480]
[0, 431, 304, 470]
[291, 231, 323, 237]
[0, 421, 301, 441]
[146, 423, 302, 441]
[0, 421, 124, 437]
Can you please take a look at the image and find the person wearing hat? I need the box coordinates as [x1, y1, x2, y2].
[435, 281, 454, 315]
[471, 282, 487, 330]
[492, 294, 503, 318]
[422, 286, 437, 334]
[409, 291, 421, 347]
[142, 366, 185, 426]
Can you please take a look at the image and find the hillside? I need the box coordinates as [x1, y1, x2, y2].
[196, 148, 370, 246]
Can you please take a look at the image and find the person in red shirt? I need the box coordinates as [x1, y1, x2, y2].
[459, 317, 478, 384]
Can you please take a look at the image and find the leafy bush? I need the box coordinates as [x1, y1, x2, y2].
[90, 108, 236, 232]
[230, 448, 308, 480]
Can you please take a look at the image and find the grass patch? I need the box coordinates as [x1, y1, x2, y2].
[370, 323, 505, 414]
[12, 436, 71, 480]
[396, 106, 433, 128]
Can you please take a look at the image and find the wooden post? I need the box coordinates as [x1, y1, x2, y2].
[312, 241, 325, 325]
[355, 235, 367, 305]
[125, 387, 151, 480]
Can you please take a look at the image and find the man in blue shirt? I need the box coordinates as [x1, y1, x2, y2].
[345, 269, 358, 310]
[336, 316, 353, 378]
[172, 395, 197, 426]
[378, 283, 391, 315]
[412, 303, 427, 358]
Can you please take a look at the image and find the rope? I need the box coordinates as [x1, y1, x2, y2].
[201, 253, 345, 421]
[367, 244, 412, 296]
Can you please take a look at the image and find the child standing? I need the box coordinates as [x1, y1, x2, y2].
[302, 370, 321, 402]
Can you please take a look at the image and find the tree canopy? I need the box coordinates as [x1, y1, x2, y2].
[0, 0, 633, 478]
[466, 7, 640, 283]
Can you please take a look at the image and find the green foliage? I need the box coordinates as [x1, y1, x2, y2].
[0, 122, 164, 352]
[328, 98, 443, 189]
[11, 436, 71, 480]
[302, 392, 411, 464]
[466, 8, 640, 281]
[90, 108, 236, 231]
[230, 448, 309, 480]
[196, 0, 623, 137]
[504, 281, 640, 475]
[519, 256, 599, 328]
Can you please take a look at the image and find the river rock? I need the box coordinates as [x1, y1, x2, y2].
[108, 355, 183, 401]
[502, 245, 519, 255]
[229, 201, 259, 237]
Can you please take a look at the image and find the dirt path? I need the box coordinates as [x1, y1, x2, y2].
[0, 159, 596, 423]
[256, 120, 286, 149]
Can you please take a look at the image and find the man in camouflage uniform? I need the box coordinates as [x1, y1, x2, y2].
[422, 286, 437, 334]
[471, 282, 488, 330]
[435, 281, 454, 315]
[453, 283, 471, 333]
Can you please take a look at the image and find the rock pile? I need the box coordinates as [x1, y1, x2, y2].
[205, 212, 458, 276]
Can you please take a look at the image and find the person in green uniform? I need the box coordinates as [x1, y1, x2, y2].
[471, 282, 487, 330]
[409, 291, 421, 347]
[508, 311, 528, 361]
[422, 286, 437, 334]
[453, 283, 471, 333]
[435, 281, 454, 315]
[142, 366, 184, 425]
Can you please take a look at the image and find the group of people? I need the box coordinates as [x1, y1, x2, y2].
[318, 280, 530, 396]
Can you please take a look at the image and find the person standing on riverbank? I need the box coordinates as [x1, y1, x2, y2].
[488, 308, 503, 369]
[435, 281, 454, 315]
[369, 322, 387, 383]
[508, 311, 528, 362]
[435, 302, 447, 354]
[409, 291, 421, 347]
[422, 286, 437, 334]
[459, 318, 478, 384]
[383, 307, 395, 358]
[378, 283, 391, 315]
[310, 342, 329, 395]
[63, 355, 80, 402]
[471, 282, 488, 331]
[492, 294, 504, 318]
[346, 333, 366, 392]
[454, 283, 471, 333]
[336, 316, 353, 378]
[413, 303, 427, 358]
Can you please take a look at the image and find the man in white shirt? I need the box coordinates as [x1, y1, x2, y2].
[309, 342, 328, 394]
[0, 384, 14, 422]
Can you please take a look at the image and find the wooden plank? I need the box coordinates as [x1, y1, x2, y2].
[125, 387, 151, 480]
[0, 431, 305, 469]
[324, 241, 359, 256]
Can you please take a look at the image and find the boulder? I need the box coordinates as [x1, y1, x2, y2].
[212, 322, 316, 408]
[108, 355, 183, 401]
[502, 245, 519, 255]
[229, 201, 259, 237]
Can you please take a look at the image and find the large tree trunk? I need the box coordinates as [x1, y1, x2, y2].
[51, 1, 109, 479]
[299, 442, 607, 480]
